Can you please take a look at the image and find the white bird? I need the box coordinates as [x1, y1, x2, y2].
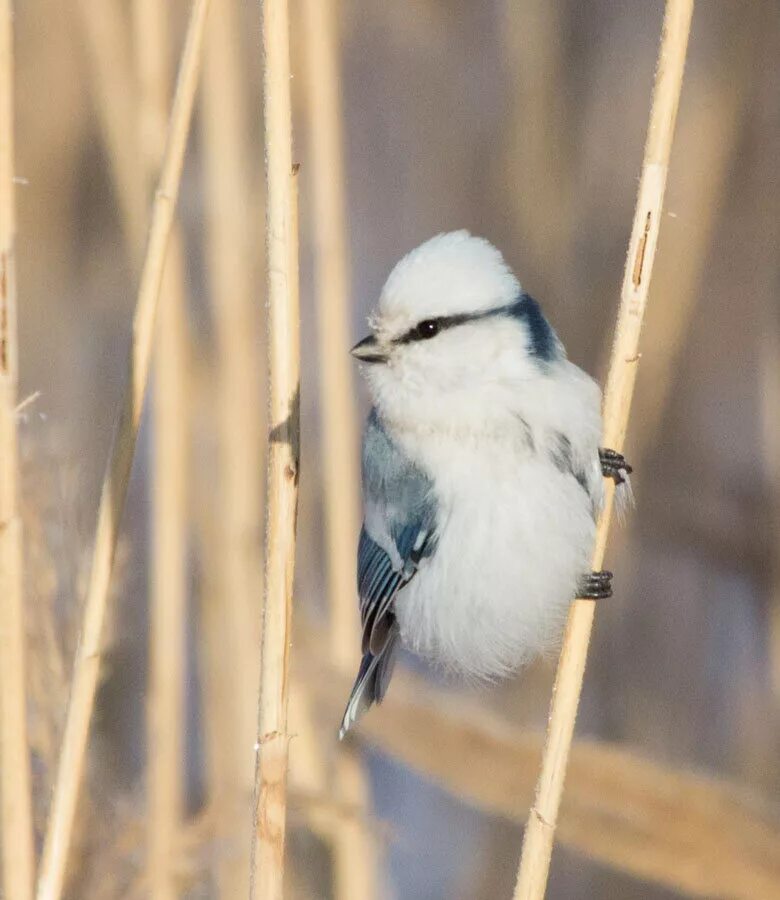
[340, 231, 630, 738]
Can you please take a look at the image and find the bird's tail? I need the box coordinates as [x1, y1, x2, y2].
[339, 629, 399, 740]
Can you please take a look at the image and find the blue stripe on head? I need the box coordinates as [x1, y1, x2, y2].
[504, 293, 563, 363]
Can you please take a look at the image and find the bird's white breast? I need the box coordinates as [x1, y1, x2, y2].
[391, 415, 598, 680]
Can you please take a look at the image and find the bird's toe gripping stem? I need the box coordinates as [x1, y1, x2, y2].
[578, 570, 613, 600]
[599, 448, 632, 486]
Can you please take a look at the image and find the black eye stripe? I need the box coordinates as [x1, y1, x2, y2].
[394, 313, 475, 345]
[390, 293, 562, 363]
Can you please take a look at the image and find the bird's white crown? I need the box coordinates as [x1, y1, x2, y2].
[373, 231, 520, 336]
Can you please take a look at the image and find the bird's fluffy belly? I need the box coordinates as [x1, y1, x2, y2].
[395, 456, 596, 680]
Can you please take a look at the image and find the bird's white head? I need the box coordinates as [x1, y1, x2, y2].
[352, 231, 563, 431]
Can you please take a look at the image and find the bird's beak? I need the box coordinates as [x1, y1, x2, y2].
[350, 334, 387, 364]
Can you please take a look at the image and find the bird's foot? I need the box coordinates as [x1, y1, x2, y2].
[577, 570, 613, 600]
[599, 448, 632, 486]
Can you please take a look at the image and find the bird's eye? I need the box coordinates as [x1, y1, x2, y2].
[416, 319, 440, 339]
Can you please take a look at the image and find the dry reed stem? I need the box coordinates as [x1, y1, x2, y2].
[36, 2, 211, 897]
[0, 1, 36, 896]
[187, 351, 351, 900]
[133, 2, 190, 897]
[513, 3, 694, 896]
[148, 230, 189, 899]
[299, 644, 780, 899]
[79, 10, 189, 887]
[190, 326, 334, 897]
[76, 0, 145, 257]
[250, 0, 298, 886]
[758, 22, 780, 704]
[761, 306, 780, 697]
[628, 77, 745, 464]
[201, 0, 263, 891]
[190, 376, 336, 896]
[300, 1, 378, 896]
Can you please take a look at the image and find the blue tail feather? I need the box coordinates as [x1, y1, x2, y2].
[339, 629, 399, 739]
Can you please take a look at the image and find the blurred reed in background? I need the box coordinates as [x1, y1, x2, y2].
[1, 0, 778, 897]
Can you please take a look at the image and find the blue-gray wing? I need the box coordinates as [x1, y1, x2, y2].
[357, 522, 435, 655]
[549, 431, 601, 519]
[339, 410, 437, 738]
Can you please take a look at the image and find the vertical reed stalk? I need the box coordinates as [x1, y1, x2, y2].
[627, 76, 745, 464]
[760, 308, 780, 698]
[134, 3, 190, 897]
[36, 2, 211, 897]
[201, 0, 262, 892]
[301, 2, 377, 896]
[148, 236, 188, 900]
[0, 1, 36, 897]
[250, 0, 298, 886]
[513, 2, 694, 896]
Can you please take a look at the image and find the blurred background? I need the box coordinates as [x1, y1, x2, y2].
[7, 0, 780, 897]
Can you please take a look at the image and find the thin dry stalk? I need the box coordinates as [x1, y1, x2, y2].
[200, 0, 263, 892]
[513, 3, 694, 896]
[628, 76, 744, 463]
[756, 51, 780, 700]
[133, 3, 190, 897]
[36, 2, 211, 897]
[300, 2, 378, 897]
[76, 0, 144, 256]
[0, 1, 36, 897]
[761, 305, 780, 697]
[249, 0, 299, 885]
[148, 225, 189, 900]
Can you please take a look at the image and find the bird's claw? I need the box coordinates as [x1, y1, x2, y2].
[599, 448, 632, 486]
[578, 570, 613, 600]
